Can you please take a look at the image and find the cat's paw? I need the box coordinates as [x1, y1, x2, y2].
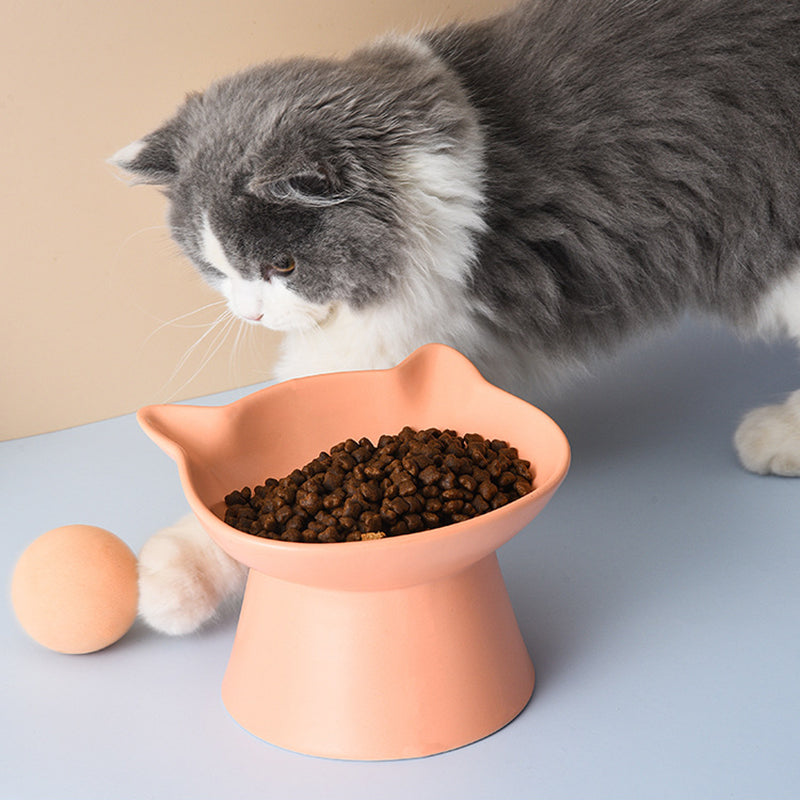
[137, 513, 247, 635]
[734, 390, 800, 476]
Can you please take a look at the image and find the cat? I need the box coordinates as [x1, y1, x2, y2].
[113, 0, 800, 635]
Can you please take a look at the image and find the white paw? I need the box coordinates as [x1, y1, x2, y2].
[734, 390, 800, 476]
[137, 513, 247, 635]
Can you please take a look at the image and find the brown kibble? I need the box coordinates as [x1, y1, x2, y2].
[422, 511, 440, 527]
[390, 468, 412, 485]
[225, 489, 247, 506]
[467, 446, 488, 467]
[401, 456, 419, 476]
[439, 471, 458, 491]
[405, 494, 423, 513]
[351, 446, 372, 464]
[342, 496, 363, 519]
[363, 463, 384, 479]
[443, 499, 465, 515]
[458, 474, 478, 493]
[285, 515, 305, 532]
[397, 478, 417, 497]
[258, 512, 278, 533]
[389, 520, 409, 536]
[478, 480, 498, 501]
[498, 471, 518, 488]
[315, 511, 338, 529]
[418, 465, 441, 486]
[274, 504, 293, 525]
[275, 482, 297, 504]
[224, 426, 533, 542]
[515, 458, 532, 475]
[339, 515, 357, 532]
[318, 526, 343, 543]
[473, 467, 490, 484]
[491, 492, 510, 509]
[322, 469, 344, 492]
[288, 469, 307, 486]
[359, 479, 382, 504]
[298, 491, 323, 516]
[323, 488, 346, 510]
[334, 452, 356, 472]
[405, 513, 423, 533]
[389, 496, 410, 515]
[380, 505, 397, 523]
[360, 511, 383, 532]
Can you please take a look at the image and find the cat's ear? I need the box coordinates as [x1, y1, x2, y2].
[110, 121, 183, 185]
[110, 91, 203, 185]
[247, 159, 347, 206]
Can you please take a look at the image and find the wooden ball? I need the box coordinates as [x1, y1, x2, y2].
[11, 525, 139, 654]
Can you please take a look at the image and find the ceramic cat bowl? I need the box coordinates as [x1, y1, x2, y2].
[137, 343, 570, 760]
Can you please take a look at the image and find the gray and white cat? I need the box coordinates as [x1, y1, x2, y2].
[114, 0, 800, 635]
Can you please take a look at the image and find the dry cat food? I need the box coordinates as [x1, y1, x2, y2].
[223, 426, 534, 543]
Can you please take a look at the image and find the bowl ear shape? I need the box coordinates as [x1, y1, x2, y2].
[137, 403, 225, 466]
[394, 341, 484, 397]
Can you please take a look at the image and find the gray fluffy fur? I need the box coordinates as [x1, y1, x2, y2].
[425, 0, 800, 358]
[118, 0, 800, 637]
[118, 0, 800, 374]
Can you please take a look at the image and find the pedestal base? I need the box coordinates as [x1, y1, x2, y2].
[221, 553, 535, 760]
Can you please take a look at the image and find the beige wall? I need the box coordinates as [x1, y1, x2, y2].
[1, 0, 514, 441]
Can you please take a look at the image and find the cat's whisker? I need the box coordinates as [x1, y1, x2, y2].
[229, 317, 250, 383]
[112, 225, 173, 262]
[159, 308, 235, 399]
[142, 300, 229, 346]
[172, 312, 241, 398]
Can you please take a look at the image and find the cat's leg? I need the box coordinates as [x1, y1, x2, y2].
[734, 390, 800, 475]
[137, 513, 247, 635]
[734, 268, 800, 476]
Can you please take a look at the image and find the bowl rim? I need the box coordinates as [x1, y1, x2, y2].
[139, 343, 571, 556]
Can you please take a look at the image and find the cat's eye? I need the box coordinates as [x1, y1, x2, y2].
[273, 255, 295, 274]
[260, 255, 295, 281]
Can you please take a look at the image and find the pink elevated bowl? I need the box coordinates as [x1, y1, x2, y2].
[138, 343, 570, 760]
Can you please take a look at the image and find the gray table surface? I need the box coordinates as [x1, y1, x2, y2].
[2, 318, 799, 800]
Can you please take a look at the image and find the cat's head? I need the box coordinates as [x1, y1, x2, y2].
[112, 37, 485, 333]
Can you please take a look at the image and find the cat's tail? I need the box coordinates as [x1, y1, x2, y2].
[137, 513, 247, 635]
